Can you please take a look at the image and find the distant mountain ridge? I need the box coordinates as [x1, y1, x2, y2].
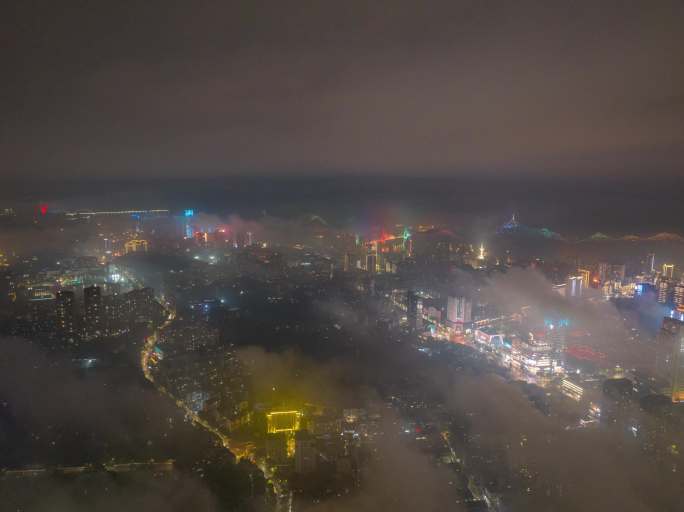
[583, 232, 684, 242]
[496, 214, 564, 240]
[496, 215, 684, 243]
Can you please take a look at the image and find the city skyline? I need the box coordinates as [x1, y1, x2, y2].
[2, 202, 684, 510]
[2, 2, 684, 511]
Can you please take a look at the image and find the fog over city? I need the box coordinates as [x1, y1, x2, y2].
[3, 1, 684, 511]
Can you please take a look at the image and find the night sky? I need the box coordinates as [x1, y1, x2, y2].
[2, 1, 683, 180]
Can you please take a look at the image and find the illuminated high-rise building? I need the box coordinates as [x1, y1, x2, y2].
[84, 285, 102, 339]
[646, 253, 655, 273]
[407, 291, 423, 330]
[182, 209, 195, 238]
[446, 296, 472, 325]
[566, 276, 583, 298]
[343, 253, 353, 272]
[56, 290, 77, 343]
[546, 319, 568, 362]
[516, 333, 554, 377]
[124, 287, 155, 326]
[674, 282, 684, 309]
[663, 263, 675, 280]
[103, 294, 125, 336]
[28, 297, 55, 334]
[598, 262, 609, 283]
[657, 279, 673, 304]
[657, 317, 684, 403]
[577, 269, 591, 290]
[365, 253, 377, 273]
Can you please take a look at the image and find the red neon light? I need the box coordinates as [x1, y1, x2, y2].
[565, 345, 607, 362]
[38, 204, 48, 216]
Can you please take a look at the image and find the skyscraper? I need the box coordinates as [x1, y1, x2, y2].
[663, 263, 675, 280]
[56, 290, 77, 343]
[84, 285, 102, 339]
[365, 253, 377, 273]
[343, 252, 354, 272]
[447, 296, 472, 325]
[103, 294, 125, 336]
[657, 279, 673, 304]
[124, 287, 155, 326]
[657, 317, 684, 403]
[407, 291, 423, 330]
[547, 321, 567, 363]
[598, 262, 609, 283]
[577, 269, 591, 290]
[566, 276, 583, 298]
[674, 282, 684, 309]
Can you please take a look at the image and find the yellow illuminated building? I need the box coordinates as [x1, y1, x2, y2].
[266, 410, 302, 433]
[663, 263, 675, 279]
[267, 410, 302, 457]
[124, 239, 149, 254]
[578, 269, 591, 290]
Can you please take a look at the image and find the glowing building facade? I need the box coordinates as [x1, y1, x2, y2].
[566, 276, 583, 298]
[447, 296, 472, 326]
[657, 279, 673, 304]
[124, 239, 148, 254]
[561, 379, 584, 401]
[577, 269, 591, 290]
[84, 285, 102, 339]
[267, 410, 303, 457]
[267, 410, 302, 434]
[56, 290, 77, 343]
[657, 317, 684, 402]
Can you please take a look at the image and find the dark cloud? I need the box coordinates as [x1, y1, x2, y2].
[237, 346, 368, 407]
[2, 1, 683, 179]
[305, 413, 465, 512]
[236, 347, 466, 512]
[476, 267, 657, 370]
[0, 336, 248, 510]
[0, 337, 208, 460]
[238, 274, 684, 511]
[4, 470, 220, 512]
[444, 373, 680, 512]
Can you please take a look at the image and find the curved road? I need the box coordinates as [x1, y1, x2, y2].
[139, 304, 293, 509]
